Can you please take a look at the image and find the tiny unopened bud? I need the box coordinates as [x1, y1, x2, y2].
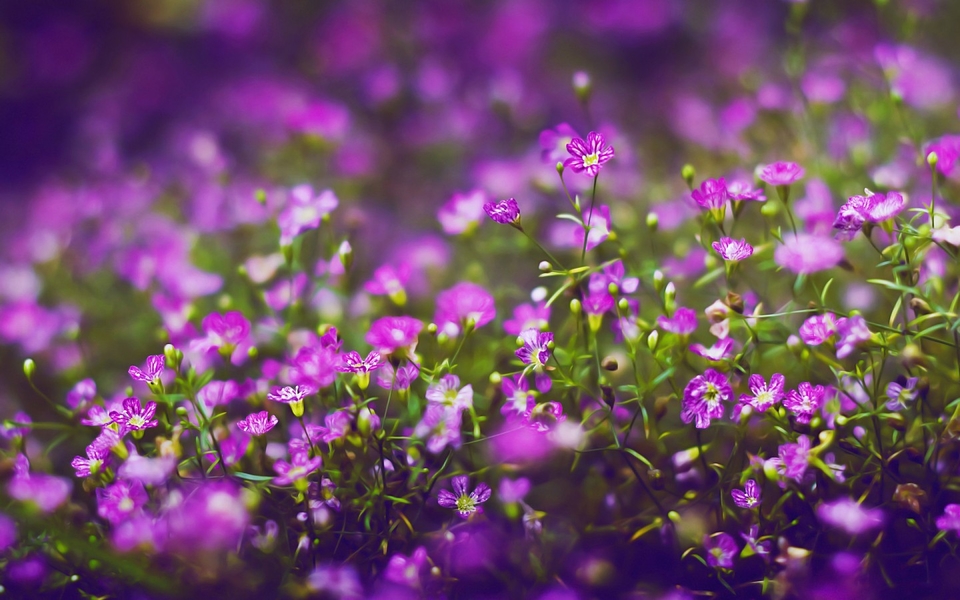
[653, 270, 665, 291]
[760, 201, 780, 217]
[725, 292, 744, 314]
[281, 243, 294, 265]
[927, 151, 939, 169]
[647, 330, 659, 352]
[556, 161, 565, 175]
[910, 297, 932, 315]
[886, 413, 906, 432]
[607, 282, 619, 296]
[247, 346, 258, 359]
[681, 164, 696, 187]
[601, 356, 618, 371]
[901, 343, 927, 368]
[539, 260, 552, 272]
[649, 469, 664, 490]
[338, 240, 353, 271]
[23, 358, 35, 380]
[646, 212, 659, 231]
[255, 189, 267, 205]
[664, 282, 676, 303]
[569, 298, 582, 315]
[489, 371, 502, 385]
[787, 335, 802, 351]
[617, 297, 629, 312]
[175, 406, 188, 418]
[425, 322, 438, 335]
[572, 71, 591, 101]
[667, 510, 682, 524]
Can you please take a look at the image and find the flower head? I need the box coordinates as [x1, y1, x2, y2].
[799, 313, 838, 346]
[767, 435, 812, 484]
[703, 532, 738, 569]
[689, 337, 735, 361]
[503, 302, 550, 337]
[483, 198, 521, 225]
[784, 382, 826, 424]
[278, 185, 338, 246]
[71, 442, 111, 478]
[886, 377, 920, 411]
[425, 375, 474, 414]
[128, 354, 165, 383]
[731, 480, 762, 509]
[376, 361, 420, 391]
[832, 195, 870, 240]
[524, 401, 566, 433]
[657, 307, 697, 335]
[438, 190, 488, 235]
[937, 504, 960, 535]
[775, 233, 844, 274]
[691, 178, 729, 210]
[727, 180, 766, 201]
[337, 350, 383, 374]
[267, 385, 315, 404]
[712, 237, 753, 262]
[237, 411, 279, 436]
[435, 282, 496, 337]
[564, 131, 614, 177]
[365, 316, 423, 355]
[681, 369, 733, 429]
[437, 476, 492, 518]
[109, 397, 159, 435]
[96, 480, 148, 525]
[864, 191, 906, 223]
[273, 452, 323, 486]
[758, 161, 804, 186]
[516, 328, 554, 393]
[817, 498, 885, 534]
[836, 315, 871, 359]
[737, 373, 785, 413]
[363, 264, 410, 305]
[501, 375, 535, 418]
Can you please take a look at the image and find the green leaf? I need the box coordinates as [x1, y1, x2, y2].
[234, 472, 275, 482]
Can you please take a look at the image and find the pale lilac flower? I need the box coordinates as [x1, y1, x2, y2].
[767, 435, 812, 484]
[564, 131, 614, 177]
[704, 533, 738, 569]
[267, 384, 315, 404]
[425, 375, 473, 414]
[741, 525, 771, 561]
[289, 344, 340, 389]
[312, 410, 352, 444]
[588, 260, 639, 296]
[375, 361, 420, 390]
[191, 311, 251, 362]
[116, 447, 177, 486]
[365, 316, 423, 355]
[483, 198, 521, 225]
[438, 190, 488, 235]
[817, 498, 885, 534]
[836, 315, 871, 359]
[864, 191, 906, 223]
[775, 233, 844, 274]
[503, 302, 550, 336]
[363, 263, 410, 304]
[689, 337, 735, 361]
[886, 377, 920, 411]
[832, 195, 870, 241]
[573, 205, 612, 252]
[196, 380, 240, 417]
[501, 375, 535, 418]
[337, 350, 383, 373]
[499, 477, 531, 503]
[731, 480, 762, 508]
[273, 452, 323, 486]
[727, 180, 766, 201]
[384, 547, 429, 588]
[66, 378, 97, 410]
[658, 307, 697, 335]
[712, 237, 754, 261]
[71, 442, 111, 478]
[799, 313, 838, 346]
[758, 161, 805, 186]
[737, 374, 785, 414]
[437, 476, 492, 518]
[435, 282, 496, 337]
[413, 404, 463, 453]
[96, 480, 148, 525]
[936, 504, 960, 534]
[691, 178, 729, 210]
[540, 122, 579, 164]
[278, 185, 338, 246]
[516, 328, 553, 393]
[109, 397, 159, 435]
[128, 354, 165, 383]
[7, 465, 72, 513]
[237, 411, 279, 436]
[784, 382, 826, 424]
[81, 405, 114, 427]
[681, 369, 733, 429]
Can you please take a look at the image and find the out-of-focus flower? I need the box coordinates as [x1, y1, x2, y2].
[425, 375, 474, 414]
[365, 316, 422, 355]
[438, 190, 488, 235]
[886, 377, 920, 411]
[817, 498, 885, 534]
[364, 263, 410, 305]
[704, 532, 738, 568]
[504, 302, 550, 337]
[564, 131, 614, 176]
[767, 435, 812, 484]
[437, 475, 492, 518]
[775, 233, 844, 274]
[758, 161, 804, 186]
[384, 546, 429, 588]
[66, 378, 97, 411]
[273, 452, 323, 486]
[691, 178, 729, 210]
[573, 205, 612, 252]
[524, 401, 566, 433]
[376, 361, 420, 390]
[658, 307, 697, 335]
[278, 185, 338, 246]
[97, 480, 148, 525]
[435, 282, 496, 337]
[501, 375, 535, 418]
[836, 315, 871, 359]
[689, 337, 735, 361]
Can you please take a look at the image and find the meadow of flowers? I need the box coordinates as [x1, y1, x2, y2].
[4, 0, 960, 598]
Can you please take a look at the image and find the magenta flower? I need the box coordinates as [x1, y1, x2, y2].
[110, 397, 159, 435]
[784, 382, 826, 424]
[438, 189, 488, 235]
[937, 504, 960, 535]
[681, 369, 733, 429]
[503, 302, 550, 337]
[273, 452, 323, 486]
[731, 480, 762, 509]
[540, 122, 580, 164]
[587, 260, 639, 296]
[726, 180, 766, 201]
[116, 448, 177, 487]
[363, 263, 411, 304]
[775, 233, 844, 274]
[657, 307, 697, 335]
[516, 328, 554, 393]
[758, 161, 804, 186]
[741, 525, 772, 561]
[767, 435, 812, 484]
[573, 205, 612, 252]
[483, 198, 521, 225]
[864, 191, 906, 223]
[703, 533, 738, 569]
[799, 313, 838, 346]
[425, 375, 474, 414]
[96, 480, 148, 525]
[278, 185, 338, 246]
[128, 354, 165, 383]
[524, 401, 566, 433]
[582, 292, 614, 317]
[413, 404, 463, 453]
[289, 344, 340, 389]
[926, 135, 960, 176]
[237, 411, 279, 436]
[737, 373, 786, 413]
[0, 411, 30, 439]
[384, 547, 429, 588]
[832, 195, 871, 241]
[501, 375, 535, 418]
[66, 378, 97, 410]
[375, 361, 420, 390]
[337, 350, 383, 374]
[712, 237, 754, 261]
[836, 315, 871, 359]
[437, 475, 492, 518]
[691, 178, 729, 210]
[7, 463, 72, 513]
[365, 316, 423, 355]
[689, 337, 735, 361]
[267, 384, 315, 404]
[817, 498, 885, 534]
[435, 282, 496, 336]
[886, 377, 920, 411]
[499, 477, 531, 503]
[71, 442, 111, 478]
[191, 311, 252, 362]
[564, 131, 614, 177]
[308, 410, 353, 445]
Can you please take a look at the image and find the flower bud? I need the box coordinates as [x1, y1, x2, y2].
[572, 71, 591, 102]
[23, 358, 35, 381]
[927, 151, 939, 169]
[426, 322, 438, 334]
[255, 189, 267, 205]
[556, 162, 565, 175]
[489, 371, 502, 385]
[647, 330, 659, 352]
[652, 270, 665, 292]
[290, 400, 305, 418]
[760, 201, 779, 217]
[648, 469, 664, 490]
[569, 298, 582, 315]
[539, 261, 552, 272]
[338, 240, 353, 271]
[617, 297, 629, 312]
[607, 282, 619, 296]
[601, 356, 619, 371]
[681, 164, 696, 188]
[901, 343, 927, 368]
[646, 212, 659, 232]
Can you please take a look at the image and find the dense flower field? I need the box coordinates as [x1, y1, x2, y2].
[3, 0, 960, 598]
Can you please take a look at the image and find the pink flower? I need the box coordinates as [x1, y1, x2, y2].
[516, 328, 554, 393]
[758, 161, 804, 186]
[278, 185, 338, 246]
[766, 435, 812, 484]
[128, 354, 165, 383]
[817, 498, 885, 534]
[836, 315, 871, 359]
[737, 373, 785, 413]
[863, 191, 906, 223]
[434, 282, 496, 336]
[273, 452, 322, 486]
[731, 480, 762, 509]
[438, 190, 488, 235]
[564, 131, 614, 177]
[657, 307, 697, 335]
[691, 178, 729, 210]
[573, 205, 612, 252]
[109, 397, 159, 435]
[503, 302, 550, 337]
[363, 263, 410, 304]
[425, 375, 474, 414]
[689, 337, 735, 361]
[483, 198, 521, 225]
[237, 411, 279, 436]
[784, 382, 826, 424]
[96, 480, 148, 525]
[336, 350, 383, 374]
[775, 233, 844, 274]
[799, 313, 838, 345]
[365, 316, 423, 355]
[681, 369, 733, 429]
[267, 384, 315, 404]
[704, 533, 738, 569]
[437, 476, 492, 518]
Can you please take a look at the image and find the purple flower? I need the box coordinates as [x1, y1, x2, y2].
[109, 397, 159, 435]
[784, 382, 826, 424]
[413, 404, 463, 453]
[703, 532, 738, 569]
[817, 498, 885, 534]
[588, 260, 639, 296]
[657, 307, 697, 335]
[116, 447, 177, 486]
[503, 302, 550, 336]
[775, 233, 844, 274]
[363, 263, 410, 304]
[435, 282, 496, 337]
[832, 195, 870, 241]
[737, 374, 785, 413]
[499, 477, 531, 503]
[375, 361, 419, 391]
[758, 161, 804, 186]
[308, 477, 341, 512]
[524, 401, 566, 433]
[681, 369, 733, 429]
[864, 191, 906, 223]
[0, 513, 16, 552]
[689, 337, 735, 361]
[731, 480, 762, 509]
[926, 135, 960, 176]
[278, 185, 338, 246]
[237, 411, 279, 436]
[564, 131, 614, 177]
[71, 442, 111, 478]
[96, 480, 148, 525]
[273, 452, 323, 486]
[384, 547, 429, 588]
[712, 237, 753, 261]
[741, 525, 771, 561]
[128, 354, 165, 383]
[7, 466, 72, 513]
[937, 504, 960, 534]
[836, 315, 871, 359]
[337, 350, 383, 374]
[516, 328, 554, 393]
[886, 377, 920, 411]
[501, 375, 535, 418]
[365, 316, 423, 355]
[767, 435, 811, 484]
[573, 205, 612, 252]
[289, 345, 340, 389]
[540, 122, 579, 164]
[191, 311, 252, 362]
[799, 313, 838, 346]
[727, 180, 766, 201]
[0, 411, 30, 439]
[483, 198, 521, 225]
[66, 378, 97, 410]
[691, 178, 729, 210]
[437, 475, 492, 518]
[582, 292, 614, 316]
[267, 384, 315, 404]
[425, 375, 474, 414]
[438, 190, 488, 235]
